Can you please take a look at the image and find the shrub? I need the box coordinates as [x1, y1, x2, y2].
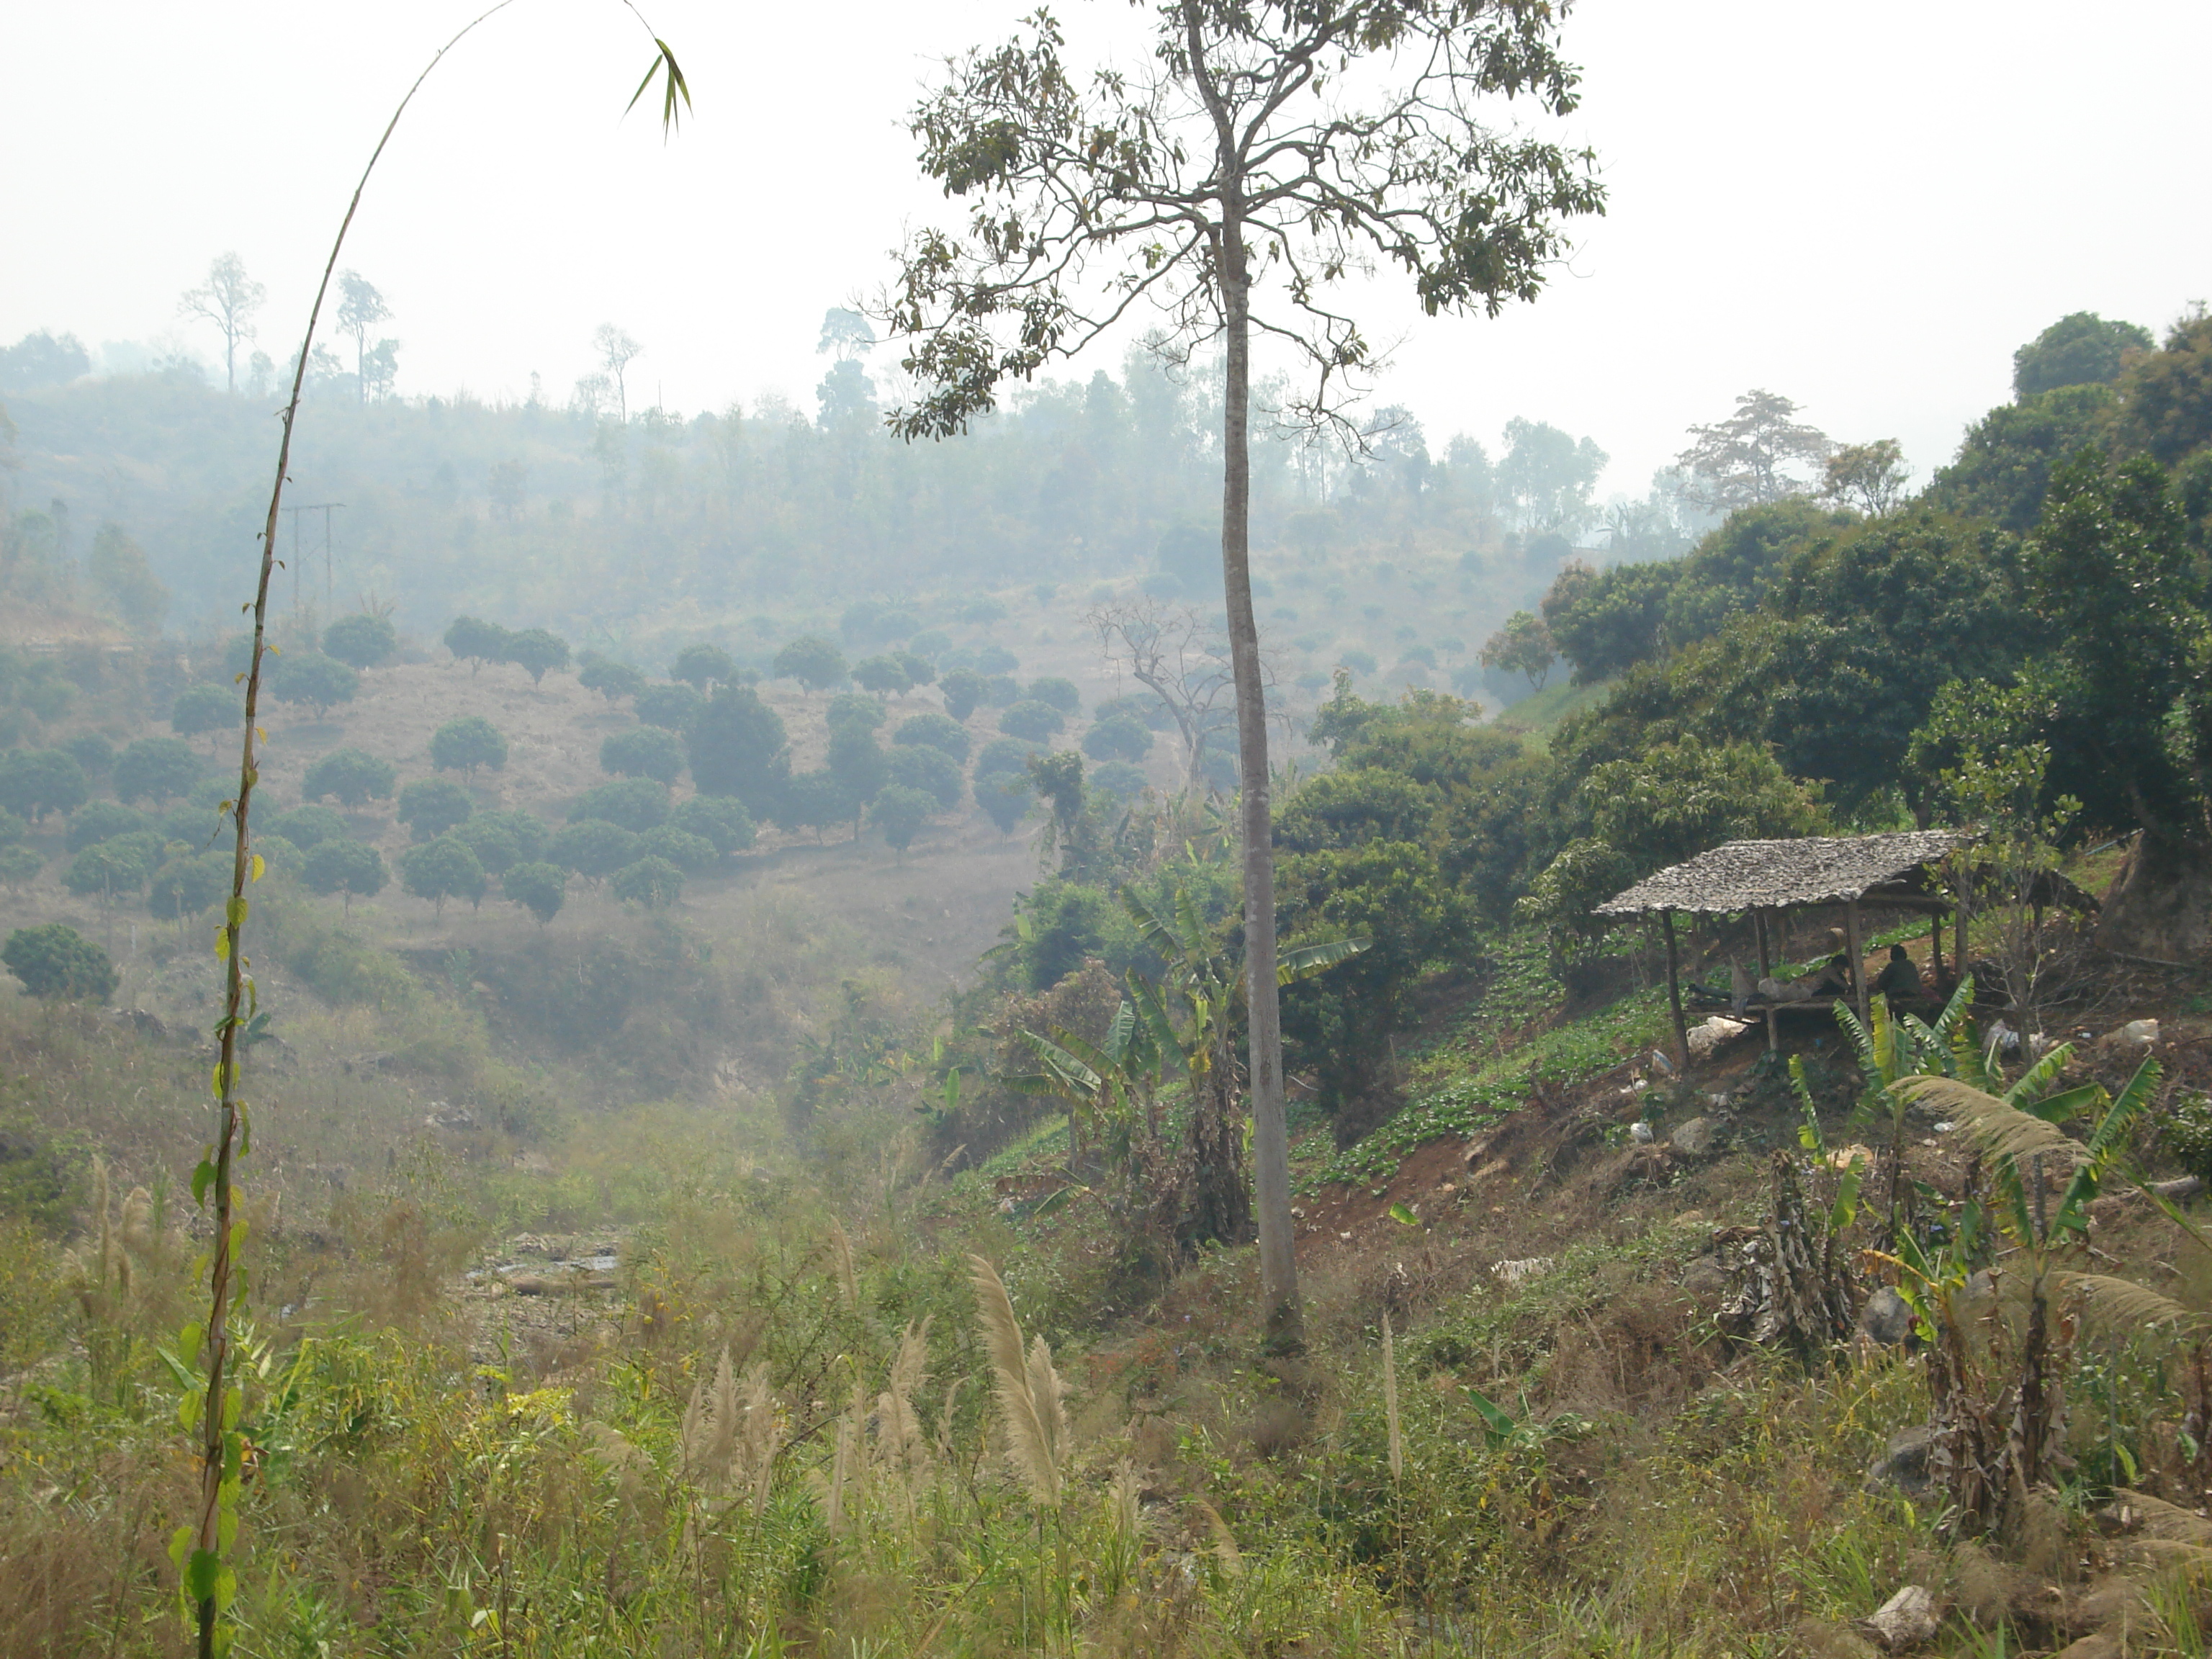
[3, 924, 117, 1000]
[611, 854, 683, 908]
[503, 860, 566, 925]
[0, 845, 42, 889]
[975, 643, 1019, 675]
[148, 850, 232, 920]
[772, 635, 848, 691]
[572, 777, 669, 832]
[502, 627, 570, 685]
[868, 784, 935, 857]
[399, 835, 486, 917]
[668, 794, 755, 854]
[1028, 675, 1082, 714]
[66, 801, 149, 853]
[907, 628, 951, 660]
[0, 747, 91, 820]
[171, 682, 240, 745]
[601, 727, 686, 784]
[981, 674, 1020, 708]
[112, 739, 198, 806]
[637, 824, 719, 872]
[397, 777, 475, 841]
[636, 681, 704, 731]
[429, 715, 509, 778]
[444, 614, 511, 671]
[269, 651, 359, 716]
[1082, 713, 1153, 763]
[304, 837, 385, 906]
[894, 711, 970, 763]
[549, 819, 641, 878]
[301, 747, 396, 807]
[266, 804, 347, 851]
[670, 643, 739, 688]
[321, 612, 398, 669]
[886, 743, 963, 810]
[579, 655, 647, 700]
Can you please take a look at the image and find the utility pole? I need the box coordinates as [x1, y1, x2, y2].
[284, 502, 344, 614]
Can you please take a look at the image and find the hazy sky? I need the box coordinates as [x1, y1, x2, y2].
[4, 0, 2208, 500]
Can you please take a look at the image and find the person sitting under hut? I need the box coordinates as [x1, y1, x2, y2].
[1804, 953, 1854, 998]
[1869, 943, 1923, 1002]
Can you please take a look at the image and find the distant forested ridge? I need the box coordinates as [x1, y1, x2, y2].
[0, 336, 1574, 645]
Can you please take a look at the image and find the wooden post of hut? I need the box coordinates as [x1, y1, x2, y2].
[1660, 909, 1689, 1071]
[1844, 899, 1869, 1025]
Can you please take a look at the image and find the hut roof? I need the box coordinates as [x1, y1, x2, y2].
[1592, 830, 1967, 918]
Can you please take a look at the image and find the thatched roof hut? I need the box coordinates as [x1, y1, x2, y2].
[1592, 830, 1970, 1064]
[1593, 830, 1966, 920]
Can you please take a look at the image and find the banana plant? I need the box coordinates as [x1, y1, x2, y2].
[1886, 1053, 2185, 1529]
[1832, 976, 1979, 1241]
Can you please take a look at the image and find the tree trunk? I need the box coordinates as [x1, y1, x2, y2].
[1218, 202, 1298, 1344]
[2096, 828, 2212, 963]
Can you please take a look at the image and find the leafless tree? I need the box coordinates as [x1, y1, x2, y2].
[1089, 598, 1238, 791]
[179, 252, 266, 394]
[593, 323, 643, 422]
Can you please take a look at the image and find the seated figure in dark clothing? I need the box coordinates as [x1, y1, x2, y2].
[1804, 953, 1854, 998]
[1869, 943, 1923, 1002]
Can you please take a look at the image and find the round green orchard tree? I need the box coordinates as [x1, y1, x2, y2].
[772, 635, 847, 692]
[400, 835, 487, 919]
[611, 854, 683, 908]
[302, 747, 397, 808]
[0, 748, 91, 821]
[269, 652, 360, 718]
[868, 784, 935, 859]
[430, 715, 510, 778]
[398, 777, 475, 841]
[171, 682, 242, 749]
[503, 860, 567, 925]
[580, 655, 647, 700]
[670, 643, 739, 689]
[4, 923, 118, 1001]
[322, 613, 399, 670]
[503, 627, 570, 685]
[113, 739, 201, 806]
[304, 838, 386, 914]
[601, 727, 686, 784]
[667, 794, 755, 854]
[894, 711, 970, 763]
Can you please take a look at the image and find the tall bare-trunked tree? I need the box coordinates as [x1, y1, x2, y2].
[890, 0, 1603, 1339]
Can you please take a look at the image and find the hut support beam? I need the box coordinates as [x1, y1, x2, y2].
[1845, 899, 1868, 1025]
[1755, 909, 1777, 1053]
[1930, 908, 1945, 988]
[1662, 909, 1689, 1071]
